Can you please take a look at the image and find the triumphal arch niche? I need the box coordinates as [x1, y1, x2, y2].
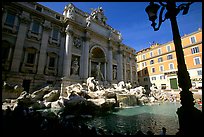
[90, 45, 106, 81]
[61, 3, 137, 92]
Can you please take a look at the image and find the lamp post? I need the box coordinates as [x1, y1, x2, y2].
[145, 1, 202, 135]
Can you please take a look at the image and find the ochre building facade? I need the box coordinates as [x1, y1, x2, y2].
[136, 28, 202, 91]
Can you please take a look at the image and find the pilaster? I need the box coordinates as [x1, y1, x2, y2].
[107, 40, 113, 82]
[37, 20, 51, 74]
[11, 11, 31, 72]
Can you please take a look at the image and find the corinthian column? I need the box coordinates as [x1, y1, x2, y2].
[81, 30, 90, 79]
[130, 56, 133, 83]
[58, 28, 66, 76]
[11, 11, 30, 72]
[63, 25, 73, 77]
[37, 20, 51, 74]
[123, 53, 127, 82]
[117, 44, 123, 81]
[107, 40, 113, 82]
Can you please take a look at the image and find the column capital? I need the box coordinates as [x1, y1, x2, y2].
[65, 25, 74, 35]
[65, 29, 74, 36]
[43, 20, 52, 31]
[20, 11, 31, 24]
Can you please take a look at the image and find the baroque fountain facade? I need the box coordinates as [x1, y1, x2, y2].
[2, 2, 179, 114]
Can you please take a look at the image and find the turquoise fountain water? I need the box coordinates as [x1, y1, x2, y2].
[82, 102, 182, 135]
[37, 101, 201, 135]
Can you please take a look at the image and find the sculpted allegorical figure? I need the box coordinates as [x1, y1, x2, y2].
[95, 63, 104, 81]
[113, 66, 117, 80]
[67, 4, 75, 19]
[86, 15, 92, 27]
[71, 58, 79, 75]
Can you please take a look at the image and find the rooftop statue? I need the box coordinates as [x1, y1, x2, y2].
[86, 15, 92, 27]
[90, 6, 107, 25]
[64, 3, 75, 19]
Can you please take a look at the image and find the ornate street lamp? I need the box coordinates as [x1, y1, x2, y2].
[146, 2, 202, 135]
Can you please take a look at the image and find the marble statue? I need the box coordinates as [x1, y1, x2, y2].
[71, 58, 79, 75]
[67, 4, 75, 19]
[86, 15, 92, 27]
[73, 37, 82, 48]
[113, 66, 117, 80]
[95, 63, 104, 81]
[90, 6, 107, 24]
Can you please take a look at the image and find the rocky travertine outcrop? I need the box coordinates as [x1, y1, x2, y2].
[2, 78, 177, 116]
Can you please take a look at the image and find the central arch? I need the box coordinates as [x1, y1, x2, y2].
[89, 46, 107, 81]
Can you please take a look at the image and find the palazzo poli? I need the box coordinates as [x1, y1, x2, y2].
[2, 2, 138, 93]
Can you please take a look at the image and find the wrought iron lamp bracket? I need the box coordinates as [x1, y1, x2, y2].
[152, 6, 166, 31]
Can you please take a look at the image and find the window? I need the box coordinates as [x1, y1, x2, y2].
[161, 84, 166, 89]
[150, 51, 153, 57]
[32, 20, 40, 34]
[169, 63, 174, 70]
[166, 45, 171, 52]
[158, 48, 162, 55]
[151, 67, 155, 73]
[158, 57, 163, 62]
[142, 54, 146, 60]
[150, 60, 154, 65]
[197, 70, 202, 75]
[160, 75, 165, 79]
[36, 6, 42, 12]
[152, 77, 156, 80]
[159, 65, 164, 72]
[49, 57, 55, 67]
[127, 57, 130, 62]
[142, 62, 144, 67]
[47, 81, 53, 84]
[142, 62, 147, 67]
[190, 36, 196, 44]
[52, 28, 59, 41]
[56, 15, 60, 20]
[2, 46, 10, 63]
[144, 69, 147, 74]
[167, 54, 173, 60]
[137, 72, 140, 77]
[5, 13, 15, 27]
[191, 47, 199, 54]
[27, 53, 35, 64]
[194, 57, 201, 65]
[144, 78, 148, 81]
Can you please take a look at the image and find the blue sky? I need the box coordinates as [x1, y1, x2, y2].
[38, 2, 202, 52]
